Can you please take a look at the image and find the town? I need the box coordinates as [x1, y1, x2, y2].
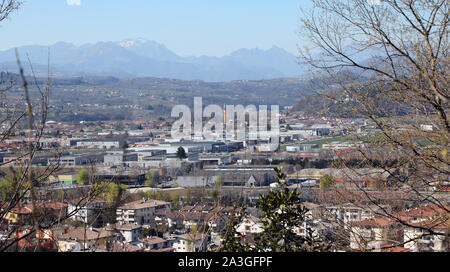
[0, 0, 448, 255]
[1, 105, 448, 252]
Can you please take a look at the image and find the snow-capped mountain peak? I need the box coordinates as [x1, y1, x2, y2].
[117, 38, 149, 48]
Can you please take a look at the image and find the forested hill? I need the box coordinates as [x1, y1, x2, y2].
[6, 75, 315, 121]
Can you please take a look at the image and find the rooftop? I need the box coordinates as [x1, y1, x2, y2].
[56, 227, 118, 241]
[117, 199, 170, 210]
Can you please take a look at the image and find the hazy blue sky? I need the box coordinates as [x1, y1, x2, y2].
[0, 0, 312, 56]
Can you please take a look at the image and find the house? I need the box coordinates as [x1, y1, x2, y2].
[96, 241, 144, 252]
[180, 212, 210, 230]
[13, 227, 67, 252]
[217, 206, 244, 217]
[55, 227, 120, 252]
[154, 210, 184, 228]
[4, 202, 68, 226]
[172, 233, 209, 252]
[301, 202, 323, 219]
[181, 205, 196, 212]
[236, 216, 264, 235]
[366, 242, 411, 252]
[116, 199, 171, 225]
[380, 246, 411, 252]
[145, 247, 176, 252]
[325, 203, 389, 229]
[403, 219, 448, 252]
[394, 204, 449, 224]
[106, 223, 142, 243]
[350, 204, 449, 251]
[68, 198, 105, 227]
[349, 217, 403, 250]
[191, 205, 215, 213]
[247, 175, 257, 187]
[138, 236, 175, 251]
[206, 213, 228, 233]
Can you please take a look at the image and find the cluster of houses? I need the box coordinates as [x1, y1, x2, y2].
[0, 197, 243, 252]
[349, 204, 449, 252]
[0, 190, 448, 252]
[200, 201, 448, 252]
[1, 113, 447, 253]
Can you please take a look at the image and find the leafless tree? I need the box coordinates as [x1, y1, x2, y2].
[0, 2, 110, 252]
[298, 0, 449, 251]
[0, 0, 20, 23]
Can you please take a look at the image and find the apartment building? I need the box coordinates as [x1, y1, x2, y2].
[116, 199, 171, 225]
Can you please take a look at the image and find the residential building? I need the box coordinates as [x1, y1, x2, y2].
[404, 220, 448, 252]
[68, 199, 105, 227]
[116, 199, 171, 225]
[55, 227, 119, 252]
[106, 223, 142, 243]
[172, 233, 209, 252]
[236, 216, 264, 235]
[349, 217, 403, 250]
[138, 236, 175, 251]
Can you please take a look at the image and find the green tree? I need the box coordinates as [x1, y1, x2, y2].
[145, 190, 155, 199]
[155, 191, 171, 202]
[107, 183, 128, 205]
[137, 216, 144, 225]
[171, 192, 181, 209]
[219, 210, 252, 252]
[93, 182, 128, 224]
[0, 168, 27, 202]
[184, 189, 191, 203]
[298, 0, 450, 248]
[220, 168, 329, 252]
[145, 170, 159, 188]
[319, 175, 334, 191]
[211, 189, 219, 201]
[94, 182, 128, 205]
[142, 227, 159, 238]
[215, 174, 224, 188]
[56, 190, 65, 202]
[76, 169, 89, 184]
[176, 146, 187, 160]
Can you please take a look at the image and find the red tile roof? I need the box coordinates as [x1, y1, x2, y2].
[352, 217, 397, 228]
[352, 204, 449, 229]
[56, 227, 118, 241]
[381, 246, 411, 252]
[409, 217, 449, 231]
[8, 202, 68, 215]
[394, 204, 449, 221]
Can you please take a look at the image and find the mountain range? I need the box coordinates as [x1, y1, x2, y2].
[0, 39, 305, 82]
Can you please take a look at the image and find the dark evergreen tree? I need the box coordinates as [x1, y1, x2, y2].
[176, 146, 187, 160]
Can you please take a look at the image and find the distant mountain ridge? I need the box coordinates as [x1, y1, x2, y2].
[0, 39, 305, 82]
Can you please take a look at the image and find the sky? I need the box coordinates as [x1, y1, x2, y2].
[0, 0, 312, 57]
